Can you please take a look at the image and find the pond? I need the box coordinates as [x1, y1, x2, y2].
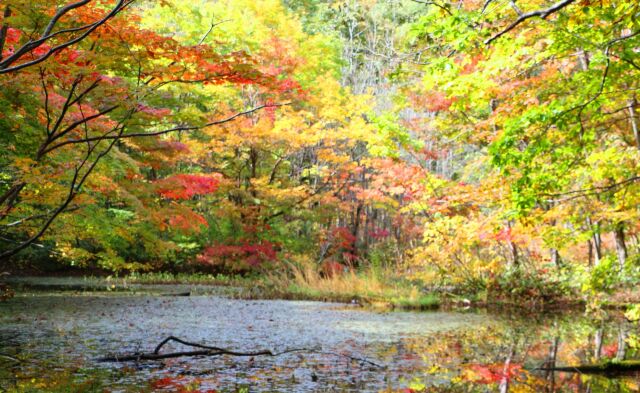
[0, 280, 639, 392]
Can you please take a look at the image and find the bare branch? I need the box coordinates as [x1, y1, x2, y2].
[99, 335, 384, 368]
[541, 176, 640, 203]
[509, 1, 524, 17]
[485, 0, 576, 45]
[0, 126, 124, 261]
[46, 103, 290, 151]
[198, 18, 231, 45]
[43, 0, 92, 37]
[0, 0, 134, 74]
[481, 0, 496, 14]
[40, 105, 118, 156]
[0, 101, 284, 259]
[1, 205, 80, 228]
[410, 1, 454, 17]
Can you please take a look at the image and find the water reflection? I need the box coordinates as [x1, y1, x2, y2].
[398, 313, 640, 392]
[0, 293, 638, 392]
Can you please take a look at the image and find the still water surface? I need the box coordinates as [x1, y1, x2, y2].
[0, 284, 638, 392]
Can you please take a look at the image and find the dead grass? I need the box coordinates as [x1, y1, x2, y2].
[262, 261, 440, 309]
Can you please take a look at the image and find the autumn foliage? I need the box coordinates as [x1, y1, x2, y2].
[0, 0, 638, 305]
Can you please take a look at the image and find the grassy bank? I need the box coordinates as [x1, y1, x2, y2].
[120, 266, 640, 314]
[255, 263, 441, 310]
[120, 272, 256, 287]
[112, 268, 442, 310]
[6, 264, 640, 315]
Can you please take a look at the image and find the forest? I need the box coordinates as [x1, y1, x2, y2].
[0, 0, 640, 392]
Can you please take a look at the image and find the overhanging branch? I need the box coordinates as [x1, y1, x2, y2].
[0, 0, 134, 74]
[484, 0, 576, 45]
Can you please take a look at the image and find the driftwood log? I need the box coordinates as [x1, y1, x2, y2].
[536, 360, 640, 375]
[98, 335, 383, 368]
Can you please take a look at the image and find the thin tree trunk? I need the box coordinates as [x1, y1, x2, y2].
[594, 328, 603, 361]
[629, 97, 640, 151]
[587, 217, 602, 266]
[578, 48, 590, 71]
[614, 222, 628, 271]
[593, 235, 602, 266]
[550, 248, 561, 268]
[499, 346, 515, 393]
[544, 337, 559, 393]
[616, 328, 627, 361]
[0, 6, 11, 58]
[352, 203, 364, 262]
[507, 221, 519, 267]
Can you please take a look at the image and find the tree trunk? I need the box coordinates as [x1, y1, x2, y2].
[351, 203, 364, 263]
[499, 346, 515, 393]
[616, 328, 627, 361]
[594, 328, 603, 361]
[544, 337, 559, 393]
[587, 217, 602, 266]
[578, 48, 590, 71]
[550, 248, 561, 268]
[614, 222, 628, 271]
[629, 97, 640, 151]
[507, 221, 519, 267]
[0, 6, 10, 58]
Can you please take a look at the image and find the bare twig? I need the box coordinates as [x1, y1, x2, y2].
[154, 336, 224, 354]
[198, 19, 231, 45]
[1, 205, 81, 228]
[541, 176, 640, 202]
[411, 0, 453, 17]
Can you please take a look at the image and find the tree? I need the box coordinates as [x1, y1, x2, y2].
[0, 0, 277, 264]
[401, 0, 640, 282]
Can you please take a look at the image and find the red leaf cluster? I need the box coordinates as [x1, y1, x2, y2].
[494, 227, 514, 242]
[468, 362, 523, 384]
[368, 227, 390, 240]
[602, 343, 618, 358]
[6, 27, 21, 44]
[168, 211, 208, 231]
[320, 260, 347, 277]
[197, 240, 278, 267]
[156, 174, 220, 200]
[2, 27, 22, 57]
[136, 104, 172, 118]
[331, 227, 356, 251]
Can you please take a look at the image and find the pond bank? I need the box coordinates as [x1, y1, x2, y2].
[3, 273, 634, 315]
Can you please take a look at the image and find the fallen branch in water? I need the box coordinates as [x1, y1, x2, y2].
[535, 360, 640, 375]
[97, 335, 383, 368]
